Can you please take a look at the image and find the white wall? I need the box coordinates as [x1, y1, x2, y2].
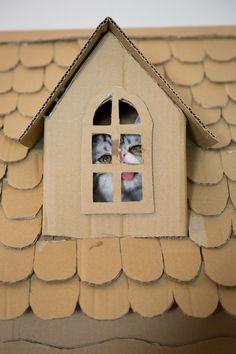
[0, 0, 236, 30]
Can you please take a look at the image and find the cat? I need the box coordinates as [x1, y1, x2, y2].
[92, 122, 142, 202]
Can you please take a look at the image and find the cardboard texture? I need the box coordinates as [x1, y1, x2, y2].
[2, 181, 42, 219]
[121, 238, 163, 281]
[19, 18, 216, 149]
[43, 32, 187, 237]
[4, 110, 31, 140]
[17, 87, 50, 117]
[20, 42, 53, 67]
[0, 131, 28, 162]
[1, 19, 236, 353]
[0, 91, 17, 115]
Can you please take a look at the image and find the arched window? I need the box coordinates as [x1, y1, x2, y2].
[81, 87, 154, 214]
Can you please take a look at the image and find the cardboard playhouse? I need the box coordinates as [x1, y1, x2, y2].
[0, 17, 236, 353]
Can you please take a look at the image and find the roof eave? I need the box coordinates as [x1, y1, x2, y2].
[19, 17, 218, 148]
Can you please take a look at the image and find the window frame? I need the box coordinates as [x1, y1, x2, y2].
[81, 86, 154, 214]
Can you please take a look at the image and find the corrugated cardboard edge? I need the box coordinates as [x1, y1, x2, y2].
[18, 17, 217, 148]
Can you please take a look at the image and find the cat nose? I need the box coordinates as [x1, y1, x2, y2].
[120, 151, 126, 160]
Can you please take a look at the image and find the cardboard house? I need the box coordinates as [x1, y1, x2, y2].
[0, 17, 236, 354]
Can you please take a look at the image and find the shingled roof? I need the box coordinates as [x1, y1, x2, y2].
[0, 23, 236, 320]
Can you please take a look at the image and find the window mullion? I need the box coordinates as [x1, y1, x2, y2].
[111, 95, 121, 203]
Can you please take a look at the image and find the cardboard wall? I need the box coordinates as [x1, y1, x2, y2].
[0, 309, 236, 353]
[43, 32, 187, 238]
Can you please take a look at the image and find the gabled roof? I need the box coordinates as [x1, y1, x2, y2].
[0, 23, 236, 321]
[18, 17, 217, 148]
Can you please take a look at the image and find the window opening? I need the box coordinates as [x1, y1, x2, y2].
[120, 134, 142, 164]
[119, 100, 140, 124]
[92, 134, 112, 164]
[81, 87, 153, 214]
[93, 99, 112, 125]
[121, 172, 142, 202]
[93, 173, 113, 202]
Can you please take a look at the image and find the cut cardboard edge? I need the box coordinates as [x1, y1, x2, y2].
[18, 17, 217, 149]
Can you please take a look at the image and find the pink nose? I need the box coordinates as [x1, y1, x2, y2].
[120, 151, 126, 161]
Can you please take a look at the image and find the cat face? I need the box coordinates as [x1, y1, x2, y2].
[92, 134, 112, 164]
[92, 132, 142, 202]
[120, 134, 142, 164]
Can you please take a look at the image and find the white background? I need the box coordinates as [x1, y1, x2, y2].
[0, 0, 236, 30]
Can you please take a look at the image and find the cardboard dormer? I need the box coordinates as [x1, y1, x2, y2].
[19, 17, 217, 239]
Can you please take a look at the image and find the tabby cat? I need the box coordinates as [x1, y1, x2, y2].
[92, 122, 142, 202]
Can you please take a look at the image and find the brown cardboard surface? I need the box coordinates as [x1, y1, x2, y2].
[204, 58, 236, 83]
[19, 18, 217, 148]
[191, 78, 228, 108]
[77, 239, 121, 284]
[232, 209, 236, 235]
[17, 87, 50, 117]
[2, 181, 42, 219]
[209, 119, 231, 149]
[165, 59, 203, 85]
[0, 91, 17, 115]
[0, 44, 18, 71]
[13, 64, 43, 93]
[0, 242, 34, 282]
[0, 117, 3, 129]
[203, 238, 236, 286]
[221, 145, 236, 180]
[191, 102, 221, 126]
[188, 177, 228, 216]
[30, 275, 79, 319]
[79, 273, 129, 320]
[219, 286, 236, 315]
[226, 82, 236, 101]
[189, 206, 232, 247]
[231, 125, 236, 142]
[0, 130, 28, 162]
[137, 39, 171, 64]
[43, 32, 187, 237]
[172, 268, 218, 318]
[4, 111, 31, 139]
[222, 100, 236, 125]
[0, 70, 12, 93]
[187, 139, 222, 184]
[1, 24, 236, 42]
[1, 308, 236, 347]
[229, 179, 236, 208]
[129, 275, 173, 316]
[121, 238, 163, 282]
[0, 208, 41, 248]
[204, 39, 236, 61]
[20, 42, 53, 68]
[80, 86, 154, 214]
[160, 239, 201, 281]
[2, 338, 236, 354]
[169, 39, 205, 62]
[44, 63, 67, 91]
[0, 281, 29, 320]
[7, 148, 43, 189]
[34, 240, 76, 281]
[1, 23, 236, 323]
[170, 84, 192, 105]
[0, 162, 6, 180]
[54, 40, 79, 67]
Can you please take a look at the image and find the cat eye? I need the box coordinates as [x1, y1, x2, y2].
[98, 154, 112, 164]
[129, 144, 142, 156]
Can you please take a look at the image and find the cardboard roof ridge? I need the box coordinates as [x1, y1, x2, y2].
[19, 17, 218, 148]
[1, 25, 236, 43]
